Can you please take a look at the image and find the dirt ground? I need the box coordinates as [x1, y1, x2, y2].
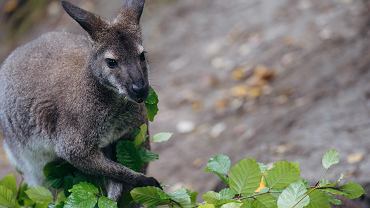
[1, 0, 370, 206]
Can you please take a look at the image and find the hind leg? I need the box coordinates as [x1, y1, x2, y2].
[3, 140, 55, 186]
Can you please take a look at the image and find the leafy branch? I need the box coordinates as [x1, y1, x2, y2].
[129, 149, 365, 208]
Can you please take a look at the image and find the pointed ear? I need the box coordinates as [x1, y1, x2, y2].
[61, 1, 107, 40]
[116, 0, 145, 24]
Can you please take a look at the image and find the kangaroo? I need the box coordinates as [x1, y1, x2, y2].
[0, 0, 160, 201]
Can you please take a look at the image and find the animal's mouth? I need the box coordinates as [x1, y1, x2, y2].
[127, 86, 148, 104]
[105, 83, 147, 104]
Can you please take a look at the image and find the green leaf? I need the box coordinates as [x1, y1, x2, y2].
[152, 132, 173, 143]
[35, 202, 49, 208]
[219, 188, 236, 199]
[322, 149, 340, 169]
[202, 190, 235, 206]
[265, 161, 301, 189]
[321, 188, 346, 196]
[146, 87, 159, 105]
[64, 182, 99, 208]
[318, 179, 331, 187]
[134, 124, 148, 147]
[253, 194, 277, 208]
[69, 182, 99, 195]
[241, 199, 253, 208]
[43, 161, 76, 179]
[98, 196, 118, 208]
[146, 103, 159, 122]
[0, 185, 16, 208]
[220, 202, 242, 208]
[43, 160, 77, 189]
[18, 183, 32, 206]
[306, 190, 330, 208]
[199, 204, 216, 208]
[229, 158, 262, 194]
[205, 154, 231, 184]
[25, 186, 53, 204]
[64, 191, 98, 208]
[339, 182, 365, 199]
[277, 181, 310, 208]
[168, 188, 193, 208]
[202, 191, 221, 204]
[187, 189, 198, 205]
[321, 183, 365, 200]
[138, 148, 159, 163]
[0, 175, 17, 196]
[328, 197, 342, 205]
[131, 187, 170, 207]
[206, 154, 231, 176]
[116, 140, 144, 172]
[56, 191, 66, 204]
[145, 87, 159, 122]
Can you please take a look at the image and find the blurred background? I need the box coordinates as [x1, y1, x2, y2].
[1, 0, 370, 206]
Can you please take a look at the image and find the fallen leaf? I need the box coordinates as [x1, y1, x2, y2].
[274, 144, 294, 154]
[3, 0, 18, 13]
[347, 153, 364, 164]
[247, 86, 263, 98]
[254, 65, 275, 81]
[231, 67, 249, 81]
[231, 85, 262, 99]
[192, 100, 203, 111]
[215, 98, 230, 110]
[231, 85, 249, 98]
[192, 158, 203, 168]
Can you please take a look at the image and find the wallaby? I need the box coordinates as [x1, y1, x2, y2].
[0, 0, 161, 201]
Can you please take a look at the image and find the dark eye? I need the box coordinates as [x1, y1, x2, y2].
[139, 51, 146, 62]
[105, 58, 118, 69]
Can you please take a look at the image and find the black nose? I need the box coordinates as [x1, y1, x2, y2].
[131, 84, 148, 102]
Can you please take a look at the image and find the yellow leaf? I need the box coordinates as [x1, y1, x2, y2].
[199, 204, 216, 208]
[231, 67, 248, 81]
[215, 98, 230, 110]
[254, 65, 275, 81]
[231, 85, 249, 98]
[347, 152, 364, 164]
[4, 0, 18, 13]
[255, 177, 266, 192]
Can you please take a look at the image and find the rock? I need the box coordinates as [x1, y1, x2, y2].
[210, 122, 226, 138]
[176, 121, 195, 134]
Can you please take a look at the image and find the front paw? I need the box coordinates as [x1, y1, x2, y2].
[136, 176, 162, 189]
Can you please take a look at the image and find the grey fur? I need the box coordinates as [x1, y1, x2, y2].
[0, 0, 159, 201]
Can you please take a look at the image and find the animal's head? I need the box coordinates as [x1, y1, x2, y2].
[62, 0, 149, 103]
